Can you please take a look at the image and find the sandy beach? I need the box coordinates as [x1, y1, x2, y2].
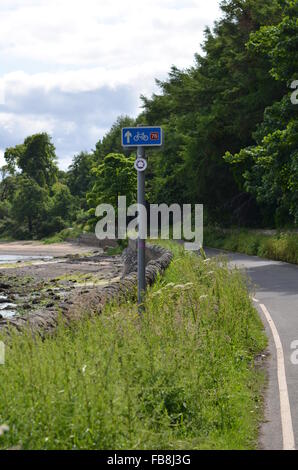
[0, 241, 98, 257]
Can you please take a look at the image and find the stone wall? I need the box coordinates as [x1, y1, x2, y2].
[121, 239, 163, 276]
[66, 233, 118, 249]
[0, 243, 173, 337]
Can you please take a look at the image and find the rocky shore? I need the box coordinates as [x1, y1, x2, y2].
[0, 241, 123, 324]
[0, 241, 173, 335]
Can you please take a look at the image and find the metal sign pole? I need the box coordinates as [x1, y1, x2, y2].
[137, 145, 146, 311]
[121, 124, 163, 313]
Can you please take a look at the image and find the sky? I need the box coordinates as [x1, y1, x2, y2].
[0, 0, 221, 170]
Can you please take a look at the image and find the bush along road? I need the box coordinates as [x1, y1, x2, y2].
[206, 248, 298, 450]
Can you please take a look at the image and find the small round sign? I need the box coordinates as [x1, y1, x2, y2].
[134, 158, 147, 172]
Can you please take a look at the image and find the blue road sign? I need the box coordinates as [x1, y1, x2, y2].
[122, 127, 163, 147]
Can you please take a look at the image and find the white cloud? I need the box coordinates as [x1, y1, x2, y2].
[0, 0, 221, 168]
[0, 0, 220, 68]
[0, 83, 5, 105]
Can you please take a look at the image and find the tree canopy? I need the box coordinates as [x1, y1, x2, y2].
[0, 0, 297, 240]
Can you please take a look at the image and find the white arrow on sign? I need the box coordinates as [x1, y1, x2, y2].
[125, 130, 132, 144]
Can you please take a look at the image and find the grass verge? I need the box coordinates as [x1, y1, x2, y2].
[204, 227, 298, 264]
[42, 227, 83, 244]
[0, 242, 266, 449]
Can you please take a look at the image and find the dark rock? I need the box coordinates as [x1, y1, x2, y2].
[22, 304, 31, 310]
[0, 283, 11, 290]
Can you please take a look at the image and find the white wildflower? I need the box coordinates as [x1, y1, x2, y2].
[0, 424, 9, 436]
[165, 283, 175, 288]
[152, 289, 163, 297]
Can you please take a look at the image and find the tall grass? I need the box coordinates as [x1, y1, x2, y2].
[0, 242, 266, 450]
[205, 227, 298, 264]
[42, 227, 83, 244]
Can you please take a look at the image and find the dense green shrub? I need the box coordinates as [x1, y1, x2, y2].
[205, 227, 298, 264]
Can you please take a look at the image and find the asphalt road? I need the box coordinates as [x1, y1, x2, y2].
[205, 248, 298, 450]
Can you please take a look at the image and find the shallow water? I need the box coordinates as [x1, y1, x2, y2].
[0, 255, 52, 318]
[0, 254, 52, 264]
[0, 308, 16, 319]
[0, 294, 17, 319]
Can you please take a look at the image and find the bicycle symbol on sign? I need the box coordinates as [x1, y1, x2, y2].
[133, 132, 149, 143]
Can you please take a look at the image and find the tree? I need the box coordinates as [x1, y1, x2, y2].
[224, 0, 298, 226]
[50, 182, 75, 220]
[93, 116, 136, 163]
[12, 176, 50, 237]
[87, 153, 137, 229]
[67, 151, 95, 205]
[4, 133, 58, 187]
[142, 0, 284, 224]
[3, 144, 25, 175]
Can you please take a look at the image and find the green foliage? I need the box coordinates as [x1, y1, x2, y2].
[224, 1, 298, 226]
[87, 153, 137, 228]
[93, 116, 136, 162]
[247, 0, 298, 82]
[5, 133, 58, 188]
[0, 244, 266, 449]
[38, 183, 76, 237]
[141, 0, 284, 224]
[3, 144, 26, 175]
[0, 1, 296, 238]
[0, 133, 78, 239]
[258, 232, 298, 263]
[0, 200, 13, 238]
[11, 176, 51, 238]
[50, 182, 75, 221]
[67, 152, 95, 206]
[42, 227, 83, 244]
[204, 226, 298, 264]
